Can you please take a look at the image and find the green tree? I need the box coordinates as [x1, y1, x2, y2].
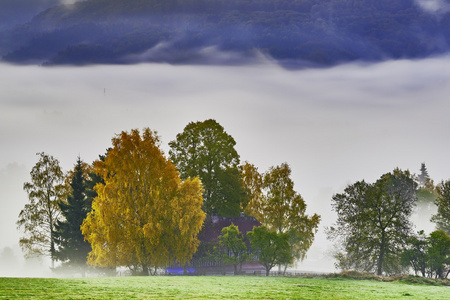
[401, 231, 428, 277]
[418, 163, 430, 188]
[169, 119, 244, 216]
[81, 128, 205, 275]
[244, 163, 320, 271]
[248, 226, 291, 276]
[431, 180, 450, 235]
[53, 157, 92, 276]
[426, 230, 450, 279]
[217, 224, 247, 274]
[17, 152, 65, 267]
[328, 169, 417, 275]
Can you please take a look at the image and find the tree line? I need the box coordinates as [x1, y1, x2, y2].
[17, 120, 320, 276]
[16, 120, 450, 278]
[328, 164, 450, 279]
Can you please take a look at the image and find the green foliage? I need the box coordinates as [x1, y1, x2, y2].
[244, 162, 320, 266]
[401, 231, 428, 277]
[431, 180, 450, 235]
[426, 230, 450, 279]
[248, 226, 291, 276]
[328, 169, 417, 276]
[217, 224, 248, 274]
[53, 157, 92, 276]
[169, 119, 244, 216]
[17, 152, 65, 266]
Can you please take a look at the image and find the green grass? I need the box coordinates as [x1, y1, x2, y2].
[0, 276, 449, 299]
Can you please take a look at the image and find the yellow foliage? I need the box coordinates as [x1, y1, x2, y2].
[81, 128, 205, 273]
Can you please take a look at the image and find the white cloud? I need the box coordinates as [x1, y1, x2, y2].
[415, 0, 450, 13]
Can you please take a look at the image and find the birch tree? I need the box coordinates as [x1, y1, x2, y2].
[17, 152, 65, 267]
[81, 128, 205, 275]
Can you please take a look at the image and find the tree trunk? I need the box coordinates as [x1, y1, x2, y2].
[234, 264, 238, 275]
[142, 264, 149, 276]
[377, 232, 386, 276]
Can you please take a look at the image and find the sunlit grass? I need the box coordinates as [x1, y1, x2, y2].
[0, 276, 449, 299]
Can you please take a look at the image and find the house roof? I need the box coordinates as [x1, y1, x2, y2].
[198, 215, 261, 243]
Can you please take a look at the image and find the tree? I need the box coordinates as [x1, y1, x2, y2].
[217, 224, 247, 274]
[401, 231, 428, 277]
[53, 157, 92, 276]
[17, 152, 65, 268]
[169, 119, 244, 216]
[416, 163, 437, 208]
[244, 162, 320, 270]
[242, 162, 264, 220]
[248, 226, 291, 276]
[418, 163, 430, 188]
[431, 180, 450, 235]
[81, 128, 205, 275]
[426, 230, 450, 279]
[328, 169, 417, 275]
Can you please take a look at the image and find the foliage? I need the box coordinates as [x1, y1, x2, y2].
[81, 128, 205, 275]
[401, 231, 428, 277]
[426, 230, 450, 279]
[244, 162, 320, 266]
[248, 226, 291, 276]
[169, 119, 244, 216]
[217, 224, 248, 274]
[53, 157, 92, 276]
[328, 169, 417, 275]
[17, 152, 65, 266]
[431, 180, 450, 235]
[418, 163, 430, 188]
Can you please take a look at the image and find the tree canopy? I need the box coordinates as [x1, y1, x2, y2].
[328, 169, 417, 275]
[169, 119, 245, 216]
[17, 152, 65, 267]
[81, 128, 205, 275]
[248, 226, 291, 276]
[53, 157, 92, 276]
[217, 224, 248, 275]
[431, 180, 450, 236]
[244, 162, 320, 265]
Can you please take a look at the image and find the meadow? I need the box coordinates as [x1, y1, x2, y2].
[1, 275, 449, 299]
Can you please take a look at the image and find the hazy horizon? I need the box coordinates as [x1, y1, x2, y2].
[1, 56, 449, 276]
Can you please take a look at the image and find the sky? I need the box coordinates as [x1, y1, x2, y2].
[1, 56, 450, 275]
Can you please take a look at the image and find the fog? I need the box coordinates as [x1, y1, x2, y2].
[1, 57, 450, 276]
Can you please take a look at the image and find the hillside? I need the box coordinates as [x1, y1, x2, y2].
[1, 0, 450, 66]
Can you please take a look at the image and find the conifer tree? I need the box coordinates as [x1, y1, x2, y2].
[54, 157, 92, 275]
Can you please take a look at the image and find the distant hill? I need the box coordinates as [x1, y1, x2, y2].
[1, 0, 450, 66]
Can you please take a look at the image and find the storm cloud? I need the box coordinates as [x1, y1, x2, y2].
[1, 57, 450, 274]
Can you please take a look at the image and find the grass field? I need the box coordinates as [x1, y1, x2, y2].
[0, 275, 449, 299]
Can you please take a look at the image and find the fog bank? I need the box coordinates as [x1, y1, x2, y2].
[1, 57, 449, 275]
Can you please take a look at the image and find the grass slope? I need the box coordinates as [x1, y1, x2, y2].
[1, 276, 449, 299]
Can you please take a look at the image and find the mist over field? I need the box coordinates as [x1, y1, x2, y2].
[1, 56, 450, 276]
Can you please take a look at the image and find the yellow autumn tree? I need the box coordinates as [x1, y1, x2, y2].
[243, 162, 320, 272]
[81, 128, 205, 275]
